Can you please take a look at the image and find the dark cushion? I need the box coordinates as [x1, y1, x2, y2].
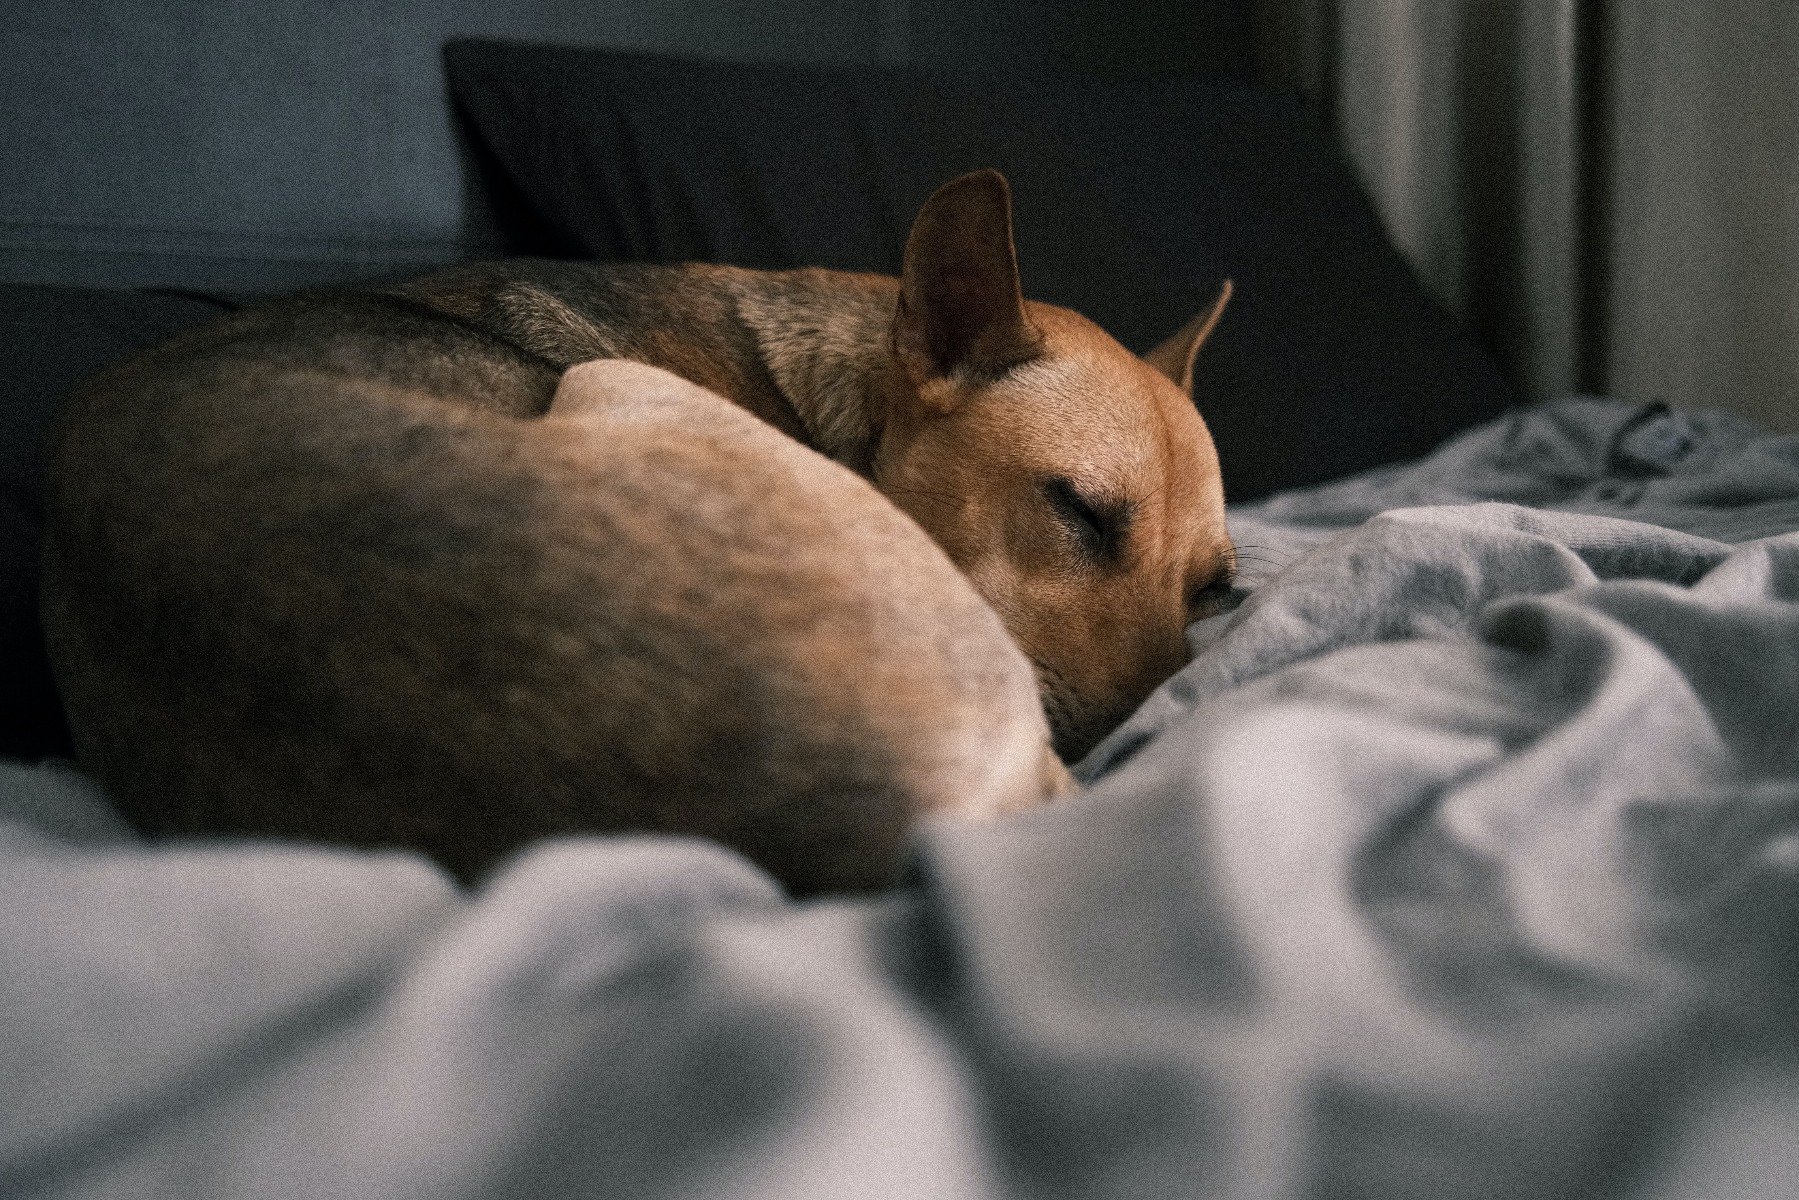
[445, 39, 1516, 501]
[0, 286, 236, 761]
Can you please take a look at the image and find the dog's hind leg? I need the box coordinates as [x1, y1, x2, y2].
[536, 357, 1075, 889]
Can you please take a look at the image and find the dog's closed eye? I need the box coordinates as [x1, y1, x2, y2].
[1044, 477, 1129, 562]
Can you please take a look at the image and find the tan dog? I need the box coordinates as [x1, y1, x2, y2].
[396, 169, 1237, 758]
[40, 169, 1231, 892]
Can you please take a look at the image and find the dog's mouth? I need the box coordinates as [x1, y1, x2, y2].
[1029, 655, 1110, 764]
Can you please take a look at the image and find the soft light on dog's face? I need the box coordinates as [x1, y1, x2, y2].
[880, 307, 1234, 762]
[879, 170, 1236, 762]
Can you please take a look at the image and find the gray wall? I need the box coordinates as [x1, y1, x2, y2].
[907, 0, 1251, 74]
[0, 0, 1249, 292]
[0, 0, 906, 290]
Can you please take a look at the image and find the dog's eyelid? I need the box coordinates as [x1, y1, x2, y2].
[1043, 477, 1128, 559]
[1045, 477, 1130, 520]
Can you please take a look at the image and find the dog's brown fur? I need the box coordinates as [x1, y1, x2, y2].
[393, 172, 1236, 755]
[39, 170, 1230, 892]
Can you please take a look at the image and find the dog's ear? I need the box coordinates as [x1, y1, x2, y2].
[1145, 280, 1233, 397]
[892, 169, 1044, 411]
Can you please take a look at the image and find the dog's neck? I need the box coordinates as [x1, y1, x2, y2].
[735, 272, 905, 478]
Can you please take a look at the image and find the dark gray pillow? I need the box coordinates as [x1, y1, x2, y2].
[445, 39, 1517, 501]
[0, 286, 235, 761]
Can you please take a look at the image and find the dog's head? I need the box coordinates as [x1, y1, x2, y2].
[875, 170, 1235, 763]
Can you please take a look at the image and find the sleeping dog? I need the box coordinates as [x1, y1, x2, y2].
[40, 169, 1234, 892]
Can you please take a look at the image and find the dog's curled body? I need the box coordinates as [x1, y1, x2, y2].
[42, 291, 1066, 893]
[393, 234, 1238, 762]
[42, 170, 1234, 890]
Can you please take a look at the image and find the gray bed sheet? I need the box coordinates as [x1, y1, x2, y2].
[3, 397, 1797, 1199]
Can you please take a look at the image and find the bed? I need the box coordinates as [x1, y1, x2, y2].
[4, 41, 1797, 1200]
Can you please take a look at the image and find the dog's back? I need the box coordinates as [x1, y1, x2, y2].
[41, 291, 1065, 893]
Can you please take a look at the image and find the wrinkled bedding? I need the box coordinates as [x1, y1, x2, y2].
[4, 397, 1797, 1199]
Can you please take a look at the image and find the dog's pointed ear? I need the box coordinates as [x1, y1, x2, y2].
[1146, 279, 1233, 397]
[892, 169, 1045, 410]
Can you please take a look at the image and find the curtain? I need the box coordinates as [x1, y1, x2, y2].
[1255, 0, 1799, 434]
